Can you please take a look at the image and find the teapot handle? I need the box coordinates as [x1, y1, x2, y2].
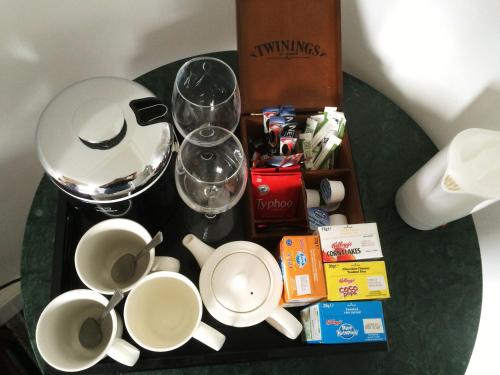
[265, 306, 303, 340]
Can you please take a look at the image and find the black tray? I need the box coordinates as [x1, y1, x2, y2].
[50, 168, 388, 374]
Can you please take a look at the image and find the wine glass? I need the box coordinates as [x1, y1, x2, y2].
[171, 56, 241, 138]
[175, 126, 247, 242]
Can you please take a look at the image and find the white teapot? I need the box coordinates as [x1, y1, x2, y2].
[182, 234, 303, 339]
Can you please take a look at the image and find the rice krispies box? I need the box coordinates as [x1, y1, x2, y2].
[301, 301, 387, 344]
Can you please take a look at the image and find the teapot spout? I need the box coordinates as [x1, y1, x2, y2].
[182, 234, 215, 268]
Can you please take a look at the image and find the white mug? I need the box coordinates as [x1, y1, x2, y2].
[36, 289, 139, 372]
[124, 271, 226, 352]
[75, 219, 180, 294]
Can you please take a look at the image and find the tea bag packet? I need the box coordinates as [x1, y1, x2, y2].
[262, 106, 280, 133]
[300, 107, 347, 170]
[266, 111, 298, 156]
[312, 134, 342, 170]
[262, 104, 296, 133]
[304, 117, 319, 134]
[299, 133, 314, 169]
[268, 116, 286, 154]
[279, 104, 296, 124]
[280, 121, 298, 156]
[265, 153, 303, 168]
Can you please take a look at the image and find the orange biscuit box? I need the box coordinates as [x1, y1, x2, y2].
[279, 235, 327, 307]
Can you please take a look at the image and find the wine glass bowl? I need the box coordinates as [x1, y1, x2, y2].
[175, 126, 247, 216]
[172, 57, 241, 138]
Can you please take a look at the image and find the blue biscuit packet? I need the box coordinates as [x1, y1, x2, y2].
[301, 301, 387, 344]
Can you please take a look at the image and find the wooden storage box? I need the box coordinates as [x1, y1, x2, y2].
[237, 0, 364, 247]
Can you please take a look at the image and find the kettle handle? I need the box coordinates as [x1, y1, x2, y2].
[471, 198, 500, 214]
[129, 97, 168, 126]
[265, 306, 303, 340]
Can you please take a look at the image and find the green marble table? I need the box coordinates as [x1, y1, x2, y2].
[22, 51, 481, 374]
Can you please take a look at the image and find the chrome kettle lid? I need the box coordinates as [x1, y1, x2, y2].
[36, 77, 173, 203]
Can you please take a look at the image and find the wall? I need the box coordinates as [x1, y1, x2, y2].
[0, 1, 498, 373]
[341, 2, 500, 374]
[0, 0, 236, 286]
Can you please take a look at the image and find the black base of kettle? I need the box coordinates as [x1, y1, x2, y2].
[63, 165, 179, 227]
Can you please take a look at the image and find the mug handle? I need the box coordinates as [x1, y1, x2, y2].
[107, 338, 140, 367]
[151, 256, 180, 273]
[192, 321, 226, 351]
[265, 306, 303, 339]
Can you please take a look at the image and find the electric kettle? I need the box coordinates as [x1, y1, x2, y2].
[36, 77, 175, 216]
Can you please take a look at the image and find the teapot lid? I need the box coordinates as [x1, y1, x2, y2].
[199, 241, 283, 327]
[36, 77, 173, 203]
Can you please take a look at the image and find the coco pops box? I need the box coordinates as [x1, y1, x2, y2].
[324, 261, 390, 301]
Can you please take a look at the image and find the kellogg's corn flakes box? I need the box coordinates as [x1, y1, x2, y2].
[318, 223, 383, 262]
